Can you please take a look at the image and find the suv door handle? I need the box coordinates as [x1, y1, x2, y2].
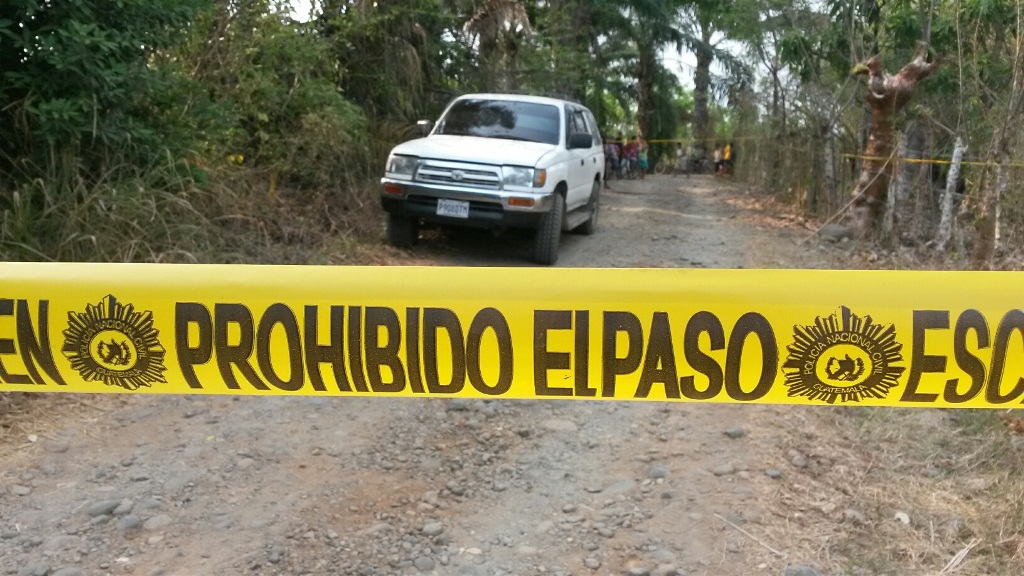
[580, 159, 585, 166]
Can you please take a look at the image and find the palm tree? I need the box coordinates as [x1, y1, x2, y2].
[462, 0, 533, 90]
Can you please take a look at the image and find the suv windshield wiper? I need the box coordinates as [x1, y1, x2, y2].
[487, 134, 542, 143]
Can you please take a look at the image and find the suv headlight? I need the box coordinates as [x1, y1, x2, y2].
[386, 154, 418, 179]
[503, 166, 546, 188]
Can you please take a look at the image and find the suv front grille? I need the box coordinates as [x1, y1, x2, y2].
[416, 163, 501, 189]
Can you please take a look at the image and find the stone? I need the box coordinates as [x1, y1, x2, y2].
[647, 464, 669, 479]
[712, 463, 736, 476]
[88, 514, 111, 526]
[894, 511, 911, 525]
[584, 557, 601, 570]
[446, 480, 465, 496]
[421, 522, 444, 537]
[86, 499, 121, 517]
[52, 569, 84, 576]
[562, 504, 578, 513]
[765, 469, 783, 479]
[43, 440, 70, 453]
[144, 514, 173, 530]
[113, 499, 134, 516]
[10, 484, 32, 496]
[413, 556, 435, 571]
[791, 455, 808, 468]
[117, 515, 142, 531]
[724, 427, 745, 439]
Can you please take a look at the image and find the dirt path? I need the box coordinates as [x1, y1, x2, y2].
[1, 175, 840, 576]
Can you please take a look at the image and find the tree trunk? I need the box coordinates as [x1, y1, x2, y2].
[692, 22, 713, 157]
[849, 44, 938, 234]
[972, 11, 1024, 268]
[881, 130, 910, 241]
[910, 122, 931, 239]
[934, 136, 966, 252]
[636, 41, 658, 140]
[822, 119, 837, 212]
[971, 144, 1010, 267]
[995, 160, 1008, 249]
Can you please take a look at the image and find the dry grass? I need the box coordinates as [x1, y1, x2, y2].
[0, 393, 131, 461]
[753, 406, 1024, 575]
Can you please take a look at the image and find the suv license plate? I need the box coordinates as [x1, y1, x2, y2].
[437, 199, 470, 218]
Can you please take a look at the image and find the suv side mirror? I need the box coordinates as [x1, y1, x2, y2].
[568, 133, 593, 149]
[416, 120, 434, 136]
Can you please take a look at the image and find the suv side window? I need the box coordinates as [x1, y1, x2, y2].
[568, 109, 592, 147]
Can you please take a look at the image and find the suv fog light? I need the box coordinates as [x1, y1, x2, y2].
[509, 197, 535, 207]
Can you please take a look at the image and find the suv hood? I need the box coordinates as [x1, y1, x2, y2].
[392, 135, 557, 167]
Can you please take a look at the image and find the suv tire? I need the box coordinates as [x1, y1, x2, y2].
[387, 213, 419, 248]
[533, 193, 564, 265]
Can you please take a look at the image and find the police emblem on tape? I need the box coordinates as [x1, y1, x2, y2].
[62, 295, 167, 390]
[782, 306, 904, 404]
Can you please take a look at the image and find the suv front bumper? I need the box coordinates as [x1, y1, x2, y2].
[380, 179, 556, 230]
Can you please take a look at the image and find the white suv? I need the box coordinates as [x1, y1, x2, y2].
[380, 93, 604, 265]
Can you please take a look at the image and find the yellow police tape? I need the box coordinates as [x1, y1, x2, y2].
[2, 263, 1022, 408]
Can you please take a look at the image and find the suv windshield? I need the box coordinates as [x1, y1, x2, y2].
[435, 99, 560, 145]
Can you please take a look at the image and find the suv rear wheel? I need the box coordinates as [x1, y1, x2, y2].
[387, 213, 419, 248]
[533, 194, 564, 265]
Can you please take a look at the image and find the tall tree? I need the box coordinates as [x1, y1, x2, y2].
[676, 0, 757, 156]
[848, 42, 938, 233]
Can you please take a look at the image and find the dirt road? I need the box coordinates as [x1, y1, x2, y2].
[1, 175, 838, 576]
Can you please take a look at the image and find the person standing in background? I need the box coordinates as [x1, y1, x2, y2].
[623, 135, 639, 176]
[637, 135, 649, 179]
[603, 136, 619, 186]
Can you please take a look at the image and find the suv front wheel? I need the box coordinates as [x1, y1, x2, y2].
[533, 193, 564, 265]
[387, 213, 419, 248]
